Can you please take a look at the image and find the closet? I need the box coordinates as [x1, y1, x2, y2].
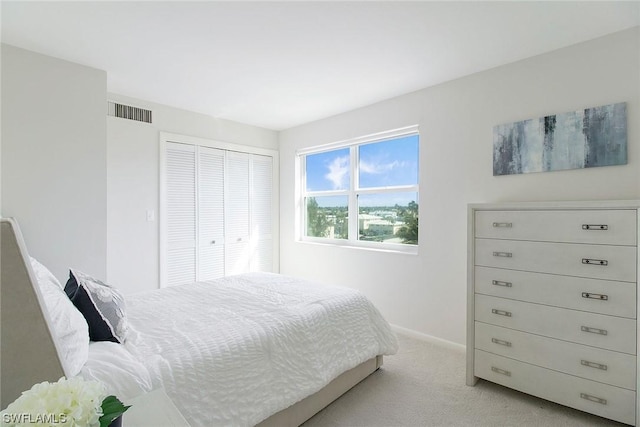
[160, 134, 276, 287]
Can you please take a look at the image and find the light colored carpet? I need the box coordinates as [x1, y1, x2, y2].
[303, 333, 626, 426]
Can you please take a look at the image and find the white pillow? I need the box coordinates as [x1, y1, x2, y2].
[30, 257, 90, 377]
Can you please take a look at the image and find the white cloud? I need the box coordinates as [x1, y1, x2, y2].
[325, 156, 349, 189]
[359, 159, 401, 174]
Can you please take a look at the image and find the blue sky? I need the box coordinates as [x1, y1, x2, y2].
[305, 135, 419, 207]
[306, 147, 351, 191]
[359, 135, 419, 188]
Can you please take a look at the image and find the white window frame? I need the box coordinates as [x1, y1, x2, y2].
[297, 125, 419, 254]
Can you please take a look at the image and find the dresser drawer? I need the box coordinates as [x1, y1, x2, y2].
[475, 239, 637, 282]
[475, 322, 636, 390]
[475, 266, 637, 318]
[474, 350, 636, 425]
[475, 294, 636, 354]
[475, 209, 637, 245]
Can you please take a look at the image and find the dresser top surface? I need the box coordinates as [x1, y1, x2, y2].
[469, 200, 640, 211]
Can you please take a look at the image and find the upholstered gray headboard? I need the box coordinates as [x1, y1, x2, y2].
[1, 218, 66, 409]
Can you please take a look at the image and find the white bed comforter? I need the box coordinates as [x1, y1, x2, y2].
[89, 273, 398, 426]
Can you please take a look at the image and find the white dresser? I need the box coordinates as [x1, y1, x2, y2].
[467, 201, 640, 425]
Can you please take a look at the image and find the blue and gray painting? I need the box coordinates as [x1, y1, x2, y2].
[493, 102, 627, 176]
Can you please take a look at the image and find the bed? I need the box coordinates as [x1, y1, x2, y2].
[0, 218, 398, 426]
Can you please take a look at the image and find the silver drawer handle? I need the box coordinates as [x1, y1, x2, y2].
[582, 258, 608, 266]
[493, 252, 513, 258]
[581, 292, 608, 301]
[491, 338, 512, 347]
[492, 222, 513, 228]
[581, 326, 608, 335]
[580, 393, 607, 405]
[211, 240, 216, 245]
[582, 224, 608, 231]
[581, 360, 608, 371]
[492, 280, 512, 288]
[491, 366, 511, 376]
[492, 309, 512, 317]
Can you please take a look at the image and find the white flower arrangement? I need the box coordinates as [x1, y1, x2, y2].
[0, 377, 129, 427]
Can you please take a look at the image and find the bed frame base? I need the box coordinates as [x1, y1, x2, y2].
[257, 355, 383, 427]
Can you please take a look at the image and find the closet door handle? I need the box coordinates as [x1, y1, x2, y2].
[492, 280, 512, 288]
[582, 258, 608, 266]
[582, 224, 608, 231]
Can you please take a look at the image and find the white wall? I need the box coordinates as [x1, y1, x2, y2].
[106, 94, 278, 294]
[279, 28, 640, 346]
[1, 44, 107, 282]
[0, 44, 278, 294]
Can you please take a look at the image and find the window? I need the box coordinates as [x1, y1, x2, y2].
[299, 126, 419, 252]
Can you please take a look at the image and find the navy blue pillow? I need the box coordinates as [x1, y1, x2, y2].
[64, 269, 128, 343]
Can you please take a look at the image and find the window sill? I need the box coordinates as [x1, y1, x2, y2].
[298, 238, 418, 255]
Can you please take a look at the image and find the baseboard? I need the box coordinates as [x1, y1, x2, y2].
[391, 324, 466, 353]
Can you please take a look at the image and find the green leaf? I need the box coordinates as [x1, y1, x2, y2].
[99, 395, 131, 427]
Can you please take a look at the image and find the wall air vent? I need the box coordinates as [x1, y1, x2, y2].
[107, 101, 152, 124]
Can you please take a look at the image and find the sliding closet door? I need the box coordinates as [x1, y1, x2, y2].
[250, 154, 273, 272]
[225, 151, 250, 275]
[165, 142, 196, 286]
[198, 147, 225, 281]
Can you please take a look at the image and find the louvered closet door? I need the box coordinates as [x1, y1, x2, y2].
[165, 142, 196, 286]
[225, 151, 250, 275]
[198, 147, 225, 281]
[250, 154, 273, 272]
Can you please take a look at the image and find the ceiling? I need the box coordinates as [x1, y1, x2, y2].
[2, 1, 639, 131]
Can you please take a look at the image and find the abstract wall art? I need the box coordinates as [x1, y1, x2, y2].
[493, 102, 627, 176]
